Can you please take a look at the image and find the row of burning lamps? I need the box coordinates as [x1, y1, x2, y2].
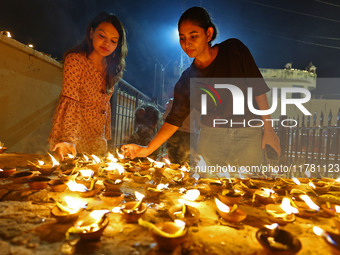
[1, 30, 34, 48]
[3, 149, 339, 252]
[49, 149, 340, 253]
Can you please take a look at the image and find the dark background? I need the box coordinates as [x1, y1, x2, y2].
[1, 0, 340, 98]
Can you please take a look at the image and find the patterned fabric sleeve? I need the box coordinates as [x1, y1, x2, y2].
[48, 53, 82, 150]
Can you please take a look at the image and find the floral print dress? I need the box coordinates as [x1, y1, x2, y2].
[49, 52, 113, 155]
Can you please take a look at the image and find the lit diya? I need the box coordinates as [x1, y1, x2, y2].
[208, 180, 224, 194]
[146, 183, 168, 198]
[27, 153, 60, 176]
[0, 167, 16, 178]
[86, 154, 102, 171]
[253, 188, 278, 204]
[168, 199, 200, 226]
[105, 162, 125, 180]
[266, 198, 299, 225]
[0, 141, 7, 153]
[218, 189, 244, 205]
[51, 196, 87, 223]
[116, 149, 128, 163]
[321, 202, 340, 217]
[164, 158, 180, 170]
[103, 178, 123, 191]
[295, 195, 320, 218]
[313, 226, 340, 254]
[139, 218, 187, 251]
[66, 179, 99, 198]
[256, 223, 302, 255]
[66, 210, 110, 240]
[147, 157, 165, 176]
[121, 191, 147, 223]
[215, 198, 247, 223]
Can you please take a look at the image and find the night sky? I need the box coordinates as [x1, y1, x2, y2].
[1, 0, 340, 97]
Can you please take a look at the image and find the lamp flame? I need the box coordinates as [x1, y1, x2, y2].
[313, 226, 337, 245]
[164, 158, 171, 166]
[135, 191, 145, 201]
[156, 183, 168, 190]
[280, 198, 299, 214]
[293, 178, 301, 185]
[79, 169, 94, 180]
[91, 155, 101, 164]
[66, 180, 88, 192]
[106, 162, 125, 174]
[83, 154, 89, 162]
[309, 182, 316, 189]
[64, 196, 87, 213]
[67, 154, 75, 159]
[107, 153, 118, 163]
[265, 223, 279, 230]
[215, 198, 230, 213]
[174, 220, 186, 229]
[48, 153, 60, 167]
[300, 195, 320, 211]
[183, 189, 200, 201]
[38, 160, 45, 166]
[116, 149, 124, 159]
[335, 205, 340, 213]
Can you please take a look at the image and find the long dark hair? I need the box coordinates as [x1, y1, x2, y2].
[178, 7, 218, 46]
[64, 12, 128, 93]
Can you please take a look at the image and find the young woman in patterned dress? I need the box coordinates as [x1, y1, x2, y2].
[49, 12, 127, 160]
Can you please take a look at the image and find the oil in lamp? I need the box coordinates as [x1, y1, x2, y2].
[266, 197, 298, 225]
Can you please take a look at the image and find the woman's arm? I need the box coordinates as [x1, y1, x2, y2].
[121, 122, 179, 159]
[255, 93, 281, 155]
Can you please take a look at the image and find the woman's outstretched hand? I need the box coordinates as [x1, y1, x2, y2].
[121, 144, 149, 159]
[53, 142, 77, 161]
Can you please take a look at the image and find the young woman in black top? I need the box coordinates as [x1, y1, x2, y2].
[122, 7, 280, 168]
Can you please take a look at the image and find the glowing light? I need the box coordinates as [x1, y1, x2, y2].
[38, 160, 45, 166]
[183, 189, 200, 201]
[300, 195, 320, 211]
[313, 226, 337, 245]
[67, 154, 75, 159]
[164, 158, 171, 165]
[66, 180, 88, 192]
[107, 153, 118, 163]
[265, 223, 279, 230]
[79, 169, 94, 180]
[293, 178, 301, 185]
[335, 205, 340, 213]
[156, 183, 169, 190]
[64, 196, 87, 213]
[48, 153, 60, 167]
[147, 157, 165, 168]
[215, 198, 230, 213]
[116, 149, 124, 159]
[174, 219, 186, 228]
[309, 182, 316, 189]
[135, 191, 145, 201]
[83, 154, 89, 162]
[106, 162, 125, 174]
[0, 169, 3, 172]
[6, 31, 11, 38]
[28, 44, 34, 48]
[280, 198, 299, 214]
[112, 207, 122, 213]
[91, 155, 101, 164]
